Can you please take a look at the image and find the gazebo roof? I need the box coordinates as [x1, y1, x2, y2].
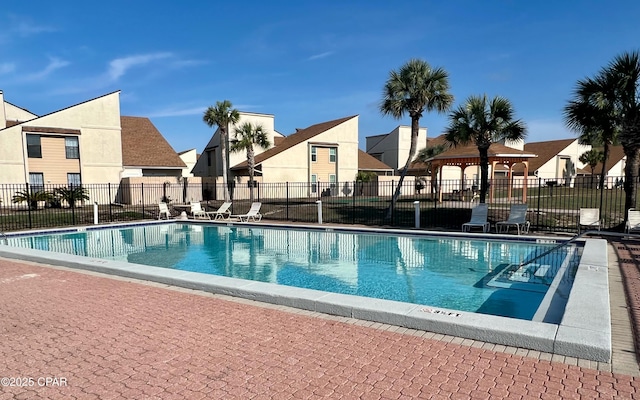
[426, 142, 537, 167]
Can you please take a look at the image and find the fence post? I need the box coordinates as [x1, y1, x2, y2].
[536, 177, 541, 230]
[352, 181, 356, 225]
[108, 183, 113, 222]
[316, 200, 323, 224]
[414, 201, 420, 228]
[286, 182, 289, 220]
[93, 202, 99, 224]
[141, 183, 145, 219]
[26, 182, 33, 229]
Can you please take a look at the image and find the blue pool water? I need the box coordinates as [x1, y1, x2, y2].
[6, 223, 575, 320]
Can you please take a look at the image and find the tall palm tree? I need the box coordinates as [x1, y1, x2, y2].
[444, 95, 527, 203]
[203, 100, 240, 202]
[578, 149, 604, 188]
[606, 51, 640, 215]
[230, 122, 271, 202]
[564, 72, 620, 197]
[380, 58, 454, 220]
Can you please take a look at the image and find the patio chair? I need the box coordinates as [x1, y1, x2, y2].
[158, 202, 172, 220]
[578, 208, 601, 234]
[232, 202, 263, 222]
[496, 204, 530, 235]
[462, 203, 491, 233]
[208, 201, 232, 220]
[626, 208, 640, 234]
[190, 202, 210, 220]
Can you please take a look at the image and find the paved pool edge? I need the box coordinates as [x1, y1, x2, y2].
[0, 222, 611, 362]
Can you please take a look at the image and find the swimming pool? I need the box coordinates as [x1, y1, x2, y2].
[4, 223, 576, 321]
[0, 221, 611, 361]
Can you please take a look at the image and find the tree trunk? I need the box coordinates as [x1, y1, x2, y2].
[478, 146, 490, 203]
[385, 115, 420, 221]
[600, 142, 609, 190]
[220, 127, 230, 202]
[248, 145, 255, 203]
[624, 147, 640, 218]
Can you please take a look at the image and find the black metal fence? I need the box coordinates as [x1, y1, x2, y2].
[0, 176, 636, 233]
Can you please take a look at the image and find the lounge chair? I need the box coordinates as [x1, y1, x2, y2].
[158, 202, 172, 220]
[578, 208, 601, 234]
[626, 208, 640, 234]
[208, 202, 232, 220]
[462, 203, 491, 233]
[190, 202, 210, 220]
[232, 202, 262, 222]
[496, 204, 530, 235]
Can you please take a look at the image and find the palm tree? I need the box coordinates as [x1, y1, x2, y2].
[230, 122, 271, 202]
[380, 58, 454, 220]
[578, 149, 604, 188]
[12, 189, 52, 210]
[355, 171, 376, 196]
[415, 143, 448, 194]
[605, 51, 640, 215]
[564, 72, 620, 196]
[203, 100, 240, 202]
[53, 186, 90, 208]
[444, 95, 527, 203]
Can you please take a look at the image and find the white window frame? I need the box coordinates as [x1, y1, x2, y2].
[311, 174, 317, 193]
[311, 146, 317, 162]
[329, 148, 336, 163]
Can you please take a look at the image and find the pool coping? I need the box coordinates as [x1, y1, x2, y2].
[0, 220, 611, 362]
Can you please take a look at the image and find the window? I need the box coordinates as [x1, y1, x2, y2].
[65, 137, 79, 159]
[329, 174, 336, 183]
[329, 148, 336, 163]
[29, 173, 44, 193]
[67, 173, 81, 187]
[311, 174, 317, 193]
[26, 135, 42, 158]
[207, 151, 212, 167]
[311, 147, 317, 162]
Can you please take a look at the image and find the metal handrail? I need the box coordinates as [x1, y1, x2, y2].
[0, 231, 7, 245]
[519, 230, 637, 268]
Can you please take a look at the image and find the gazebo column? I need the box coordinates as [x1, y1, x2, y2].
[459, 163, 467, 200]
[490, 161, 497, 203]
[522, 161, 529, 203]
[507, 164, 513, 201]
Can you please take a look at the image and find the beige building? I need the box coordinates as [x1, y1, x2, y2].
[365, 125, 427, 173]
[0, 90, 191, 205]
[195, 114, 379, 198]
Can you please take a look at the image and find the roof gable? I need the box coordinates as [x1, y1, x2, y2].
[231, 115, 357, 169]
[121, 116, 186, 168]
[522, 138, 577, 171]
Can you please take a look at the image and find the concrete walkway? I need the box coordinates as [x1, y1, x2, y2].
[0, 257, 638, 399]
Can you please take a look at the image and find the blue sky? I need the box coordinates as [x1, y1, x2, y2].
[1, 1, 639, 153]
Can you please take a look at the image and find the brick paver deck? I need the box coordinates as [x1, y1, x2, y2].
[1, 258, 639, 399]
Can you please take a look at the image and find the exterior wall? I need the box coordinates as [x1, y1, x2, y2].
[5, 102, 37, 122]
[260, 117, 359, 196]
[194, 112, 283, 179]
[607, 159, 625, 177]
[0, 92, 123, 185]
[0, 125, 28, 183]
[365, 125, 427, 172]
[309, 146, 337, 183]
[178, 149, 198, 177]
[28, 136, 81, 184]
[534, 140, 591, 183]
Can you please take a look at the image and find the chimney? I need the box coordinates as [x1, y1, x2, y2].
[0, 90, 5, 129]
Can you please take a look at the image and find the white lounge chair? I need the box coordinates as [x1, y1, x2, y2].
[208, 202, 232, 220]
[190, 202, 210, 220]
[233, 202, 262, 222]
[626, 208, 640, 234]
[578, 208, 601, 234]
[158, 202, 172, 220]
[462, 204, 490, 233]
[496, 204, 530, 235]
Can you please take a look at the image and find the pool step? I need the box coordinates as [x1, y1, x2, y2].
[484, 263, 553, 293]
